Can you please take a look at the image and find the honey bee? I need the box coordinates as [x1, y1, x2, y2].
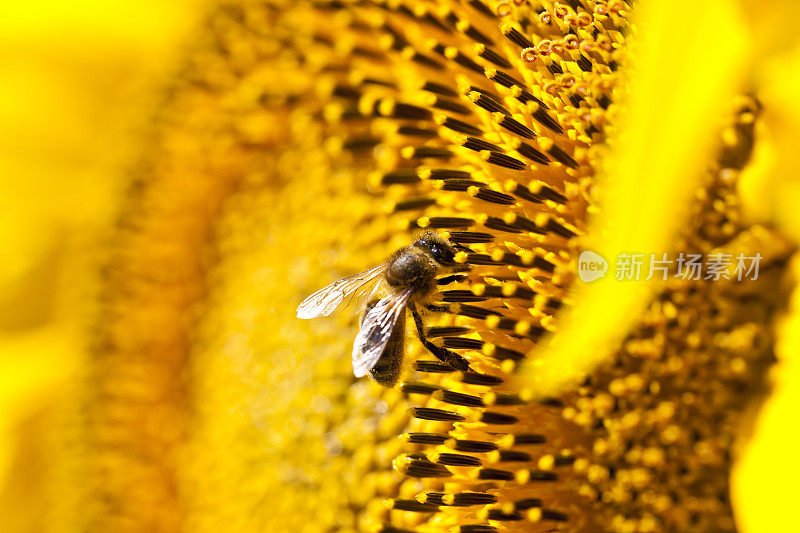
[296, 232, 471, 385]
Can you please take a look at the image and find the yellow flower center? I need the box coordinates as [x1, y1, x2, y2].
[83, 1, 795, 532]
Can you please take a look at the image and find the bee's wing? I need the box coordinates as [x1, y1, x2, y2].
[351, 288, 413, 378]
[296, 264, 387, 319]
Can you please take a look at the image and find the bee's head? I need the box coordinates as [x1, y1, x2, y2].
[416, 231, 457, 266]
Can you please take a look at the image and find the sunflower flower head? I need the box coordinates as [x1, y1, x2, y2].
[13, 1, 796, 533]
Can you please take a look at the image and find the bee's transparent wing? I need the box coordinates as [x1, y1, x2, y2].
[351, 288, 413, 378]
[296, 264, 386, 319]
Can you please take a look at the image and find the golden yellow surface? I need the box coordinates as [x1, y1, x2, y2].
[0, 1, 201, 529]
[1, 1, 798, 532]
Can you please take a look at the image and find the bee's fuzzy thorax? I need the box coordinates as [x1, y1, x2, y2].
[385, 245, 439, 295]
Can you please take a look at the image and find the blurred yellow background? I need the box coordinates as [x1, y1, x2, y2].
[1, 1, 799, 532]
[0, 1, 200, 527]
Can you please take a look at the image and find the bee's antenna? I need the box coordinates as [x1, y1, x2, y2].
[451, 243, 475, 254]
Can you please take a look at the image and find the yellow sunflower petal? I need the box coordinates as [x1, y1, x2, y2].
[519, 0, 751, 396]
[732, 255, 800, 533]
[739, 43, 800, 242]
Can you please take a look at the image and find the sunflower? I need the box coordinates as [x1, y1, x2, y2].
[1, 1, 799, 532]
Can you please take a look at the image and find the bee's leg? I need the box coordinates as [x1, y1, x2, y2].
[437, 274, 467, 286]
[408, 303, 471, 371]
[425, 304, 450, 313]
